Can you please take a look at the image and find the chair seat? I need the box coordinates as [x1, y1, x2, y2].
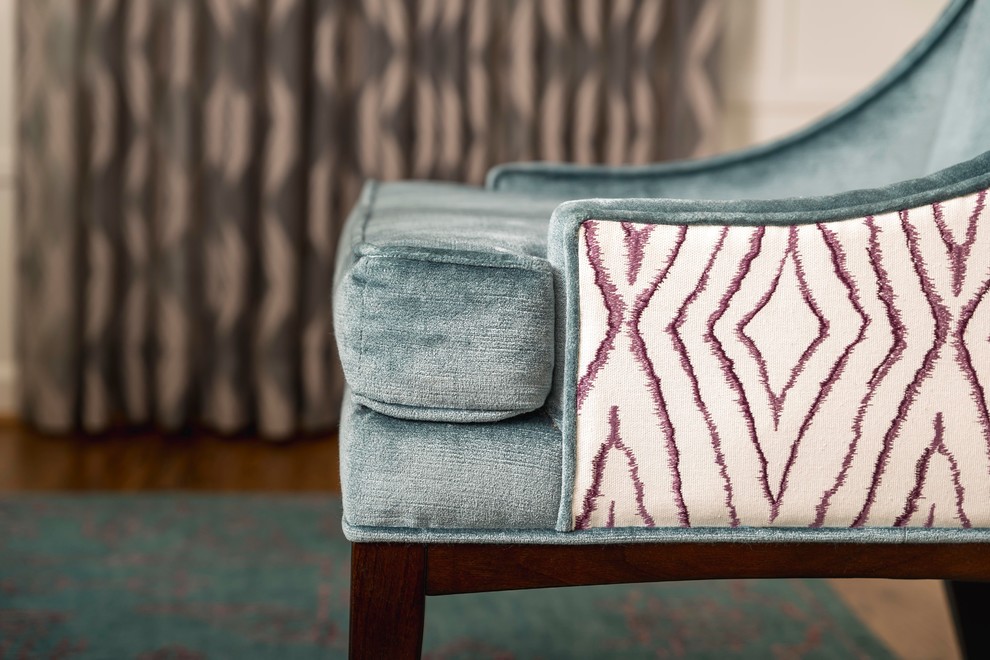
[333, 181, 563, 423]
[339, 393, 562, 532]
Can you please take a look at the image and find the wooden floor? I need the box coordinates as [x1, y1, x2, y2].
[0, 422, 340, 492]
[0, 421, 961, 658]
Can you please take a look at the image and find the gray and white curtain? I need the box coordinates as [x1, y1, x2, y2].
[17, 0, 723, 439]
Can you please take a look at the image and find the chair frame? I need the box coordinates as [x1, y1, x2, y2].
[349, 541, 990, 658]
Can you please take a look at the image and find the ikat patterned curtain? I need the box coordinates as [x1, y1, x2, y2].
[17, 0, 723, 438]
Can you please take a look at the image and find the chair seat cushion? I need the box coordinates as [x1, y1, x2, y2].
[340, 393, 562, 530]
[340, 392, 990, 544]
[333, 181, 563, 422]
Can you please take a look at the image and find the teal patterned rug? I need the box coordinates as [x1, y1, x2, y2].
[0, 496, 891, 659]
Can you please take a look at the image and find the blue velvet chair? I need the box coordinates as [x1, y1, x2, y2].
[334, 0, 990, 656]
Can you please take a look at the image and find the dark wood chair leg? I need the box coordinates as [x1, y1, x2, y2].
[946, 581, 990, 660]
[349, 543, 426, 659]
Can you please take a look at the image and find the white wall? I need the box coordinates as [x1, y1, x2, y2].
[0, 0, 16, 416]
[721, 0, 951, 151]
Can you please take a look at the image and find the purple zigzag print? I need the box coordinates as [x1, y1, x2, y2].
[813, 216, 900, 526]
[575, 406, 655, 530]
[705, 228, 776, 512]
[668, 227, 740, 527]
[894, 413, 971, 528]
[621, 222, 657, 285]
[737, 228, 829, 433]
[573, 189, 990, 530]
[863, 216, 909, 388]
[853, 209, 951, 527]
[576, 222, 625, 411]
[627, 227, 690, 526]
[772, 225, 869, 518]
[894, 413, 946, 527]
[933, 190, 986, 297]
[939, 439, 972, 528]
[954, 277, 990, 466]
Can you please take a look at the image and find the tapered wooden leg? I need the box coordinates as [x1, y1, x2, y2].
[946, 581, 990, 660]
[349, 543, 426, 659]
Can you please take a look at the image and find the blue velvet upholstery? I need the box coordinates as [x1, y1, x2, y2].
[339, 393, 561, 530]
[333, 181, 562, 422]
[334, 0, 990, 542]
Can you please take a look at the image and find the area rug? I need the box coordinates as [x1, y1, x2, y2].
[0, 496, 891, 658]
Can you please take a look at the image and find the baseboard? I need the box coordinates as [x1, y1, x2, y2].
[0, 362, 17, 417]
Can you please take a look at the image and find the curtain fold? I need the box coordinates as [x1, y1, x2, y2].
[17, 0, 723, 438]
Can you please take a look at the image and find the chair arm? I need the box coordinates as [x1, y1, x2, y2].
[545, 161, 990, 531]
[333, 180, 562, 423]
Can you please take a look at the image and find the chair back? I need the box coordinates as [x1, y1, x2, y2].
[926, 0, 990, 172]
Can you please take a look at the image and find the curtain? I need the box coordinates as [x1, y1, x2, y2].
[17, 0, 723, 439]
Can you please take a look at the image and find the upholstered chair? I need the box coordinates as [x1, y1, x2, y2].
[334, 0, 990, 656]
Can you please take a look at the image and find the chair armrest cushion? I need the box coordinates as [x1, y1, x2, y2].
[333, 181, 562, 422]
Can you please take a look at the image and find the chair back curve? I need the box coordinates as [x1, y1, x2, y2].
[488, 0, 990, 201]
[926, 0, 990, 172]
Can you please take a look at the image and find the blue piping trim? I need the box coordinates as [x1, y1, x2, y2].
[344, 518, 990, 545]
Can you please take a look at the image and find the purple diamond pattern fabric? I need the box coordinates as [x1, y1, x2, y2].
[573, 190, 990, 529]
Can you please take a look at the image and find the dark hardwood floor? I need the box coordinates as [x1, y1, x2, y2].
[0, 422, 340, 493]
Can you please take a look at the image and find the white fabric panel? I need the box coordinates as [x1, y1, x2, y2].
[573, 189, 990, 529]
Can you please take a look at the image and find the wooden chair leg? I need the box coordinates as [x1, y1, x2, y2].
[946, 581, 990, 660]
[349, 543, 426, 659]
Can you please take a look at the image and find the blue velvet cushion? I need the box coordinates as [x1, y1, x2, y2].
[333, 181, 563, 422]
[339, 392, 561, 530]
